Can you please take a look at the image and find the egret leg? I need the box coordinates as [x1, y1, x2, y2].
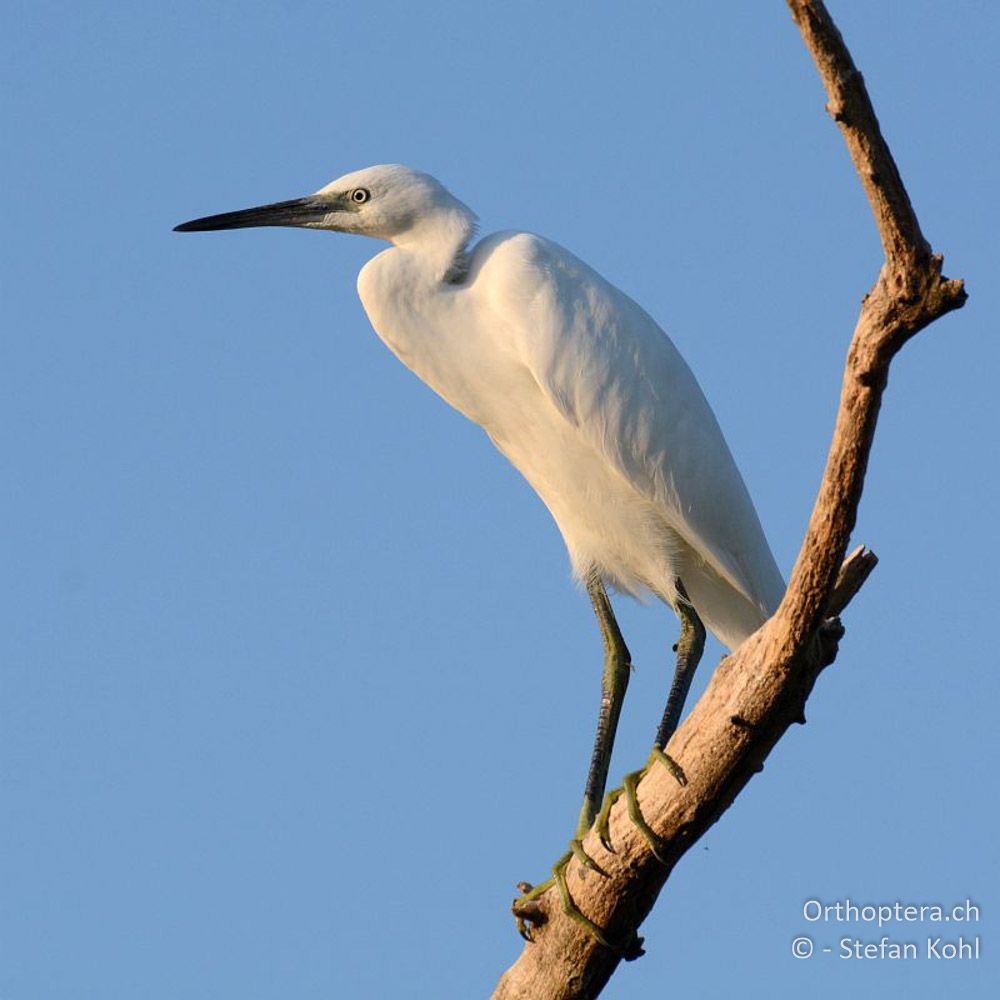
[605, 580, 704, 856]
[571, 572, 631, 855]
[512, 571, 630, 943]
[653, 579, 706, 756]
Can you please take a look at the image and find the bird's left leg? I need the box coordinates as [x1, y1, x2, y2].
[571, 571, 632, 861]
[512, 571, 632, 944]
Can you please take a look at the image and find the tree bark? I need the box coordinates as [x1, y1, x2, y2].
[492, 3, 966, 998]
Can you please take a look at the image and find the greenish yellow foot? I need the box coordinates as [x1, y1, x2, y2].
[511, 849, 644, 960]
[511, 816, 610, 942]
[649, 746, 687, 786]
[595, 751, 685, 856]
[552, 853, 644, 959]
[622, 768, 671, 865]
[621, 750, 686, 866]
[511, 856, 562, 942]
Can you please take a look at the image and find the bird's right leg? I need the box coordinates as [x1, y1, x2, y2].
[651, 580, 705, 773]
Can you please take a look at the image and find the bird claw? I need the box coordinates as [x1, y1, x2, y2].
[512, 897, 548, 940]
[622, 768, 672, 865]
[592, 751, 682, 858]
[512, 848, 642, 959]
[511, 744, 688, 950]
[551, 851, 644, 959]
[649, 746, 687, 786]
[595, 786, 623, 852]
[512, 870, 557, 941]
[569, 837, 610, 877]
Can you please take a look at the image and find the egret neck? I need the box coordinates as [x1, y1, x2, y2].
[391, 203, 477, 284]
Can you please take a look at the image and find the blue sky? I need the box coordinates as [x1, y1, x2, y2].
[2, 2, 997, 997]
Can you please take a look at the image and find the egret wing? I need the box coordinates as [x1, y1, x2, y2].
[488, 234, 783, 614]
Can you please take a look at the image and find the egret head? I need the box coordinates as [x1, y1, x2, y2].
[174, 164, 476, 248]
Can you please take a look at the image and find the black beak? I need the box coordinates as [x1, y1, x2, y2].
[173, 195, 338, 233]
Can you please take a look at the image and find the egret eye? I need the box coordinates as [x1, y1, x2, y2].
[351, 188, 371, 205]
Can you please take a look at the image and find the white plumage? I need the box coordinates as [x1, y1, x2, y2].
[177, 163, 783, 650]
[176, 162, 787, 889]
[348, 166, 784, 649]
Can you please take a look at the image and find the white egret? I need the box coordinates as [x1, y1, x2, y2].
[175, 164, 784, 949]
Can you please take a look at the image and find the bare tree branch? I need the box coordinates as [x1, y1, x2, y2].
[491, 3, 966, 998]
[828, 544, 878, 617]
